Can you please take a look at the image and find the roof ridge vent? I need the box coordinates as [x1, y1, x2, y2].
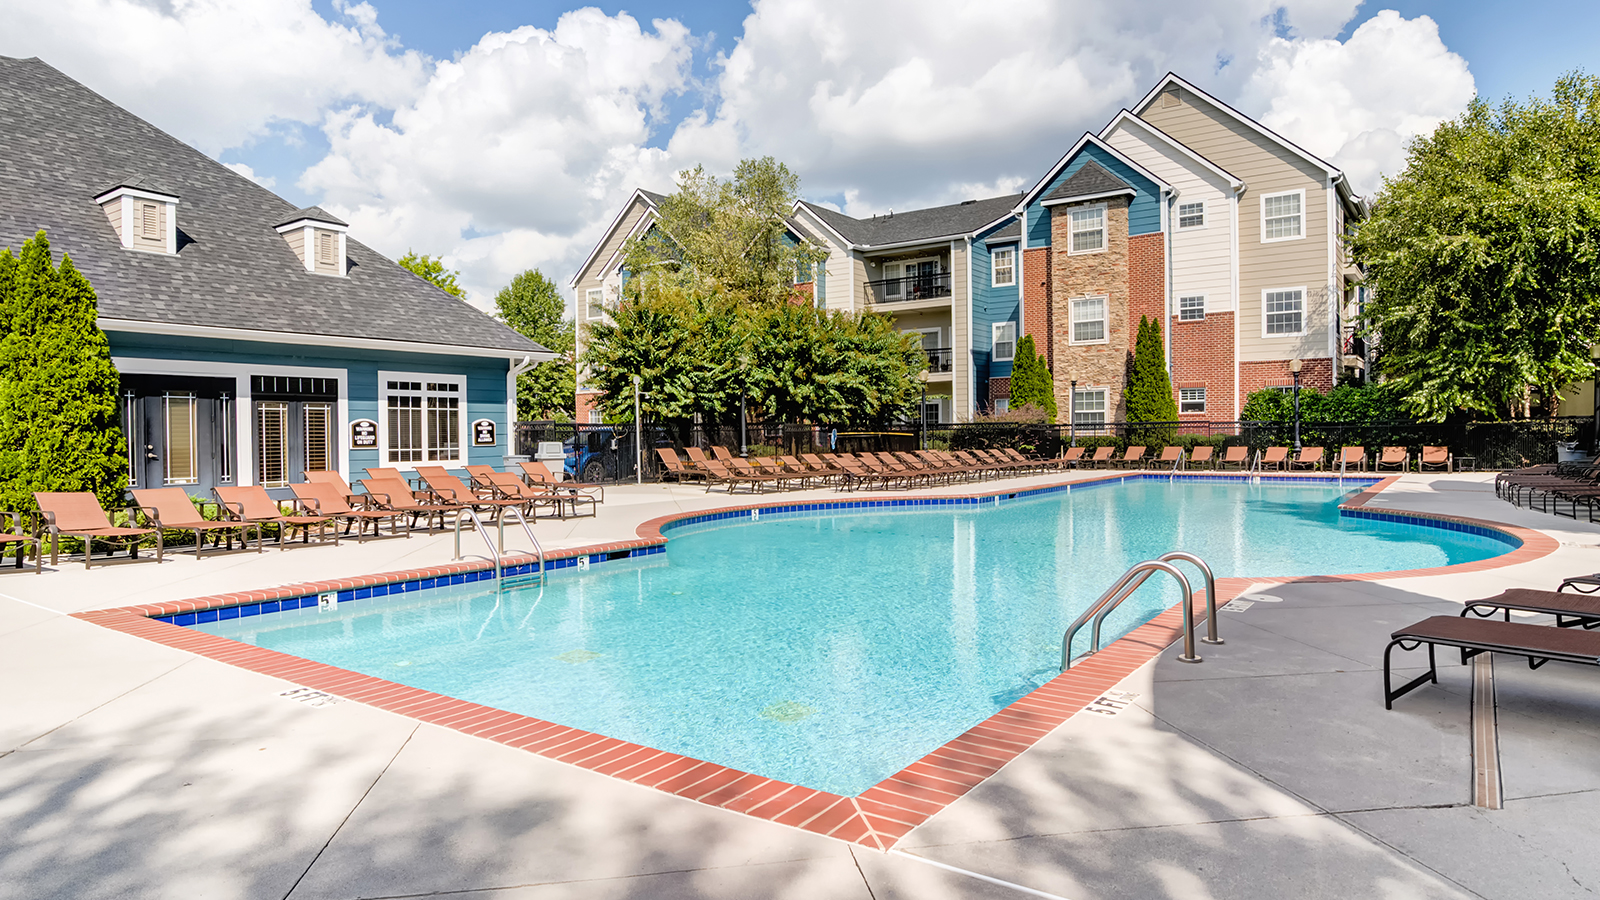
[961, 199, 977, 205]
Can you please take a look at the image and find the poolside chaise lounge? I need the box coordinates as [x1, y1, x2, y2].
[1338, 446, 1367, 471]
[1290, 447, 1325, 471]
[215, 485, 334, 547]
[1155, 446, 1184, 470]
[1258, 446, 1290, 471]
[1375, 446, 1409, 471]
[1116, 446, 1147, 469]
[1087, 446, 1116, 469]
[1384, 614, 1600, 709]
[291, 481, 409, 539]
[1419, 446, 1452, 471]
[132, 487, 260, 559]
[0, 511, 41, 573]
[481, 471, 594, 518]
[36, 491, 163, 569]
[1218, 446, 1248, 470]
[1459, 588, 1600, 629]
[414, 467, 532, 516]
[655, 448, 707, 483]
[701, 458, 783, 493]
[711, 446, 735, 462]
[1188, 446, 1214, 469]
[1060, 446, 1087, 468]
[360, 477, 461, 533]
[515, 460, 605, 503]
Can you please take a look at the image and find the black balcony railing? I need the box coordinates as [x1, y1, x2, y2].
[923, 347, 954, 372]
[866, 271, 952, 304]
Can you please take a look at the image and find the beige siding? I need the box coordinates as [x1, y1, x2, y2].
[101, 197, 122, 242]
[794, 208, 859, 312]
[1140, 89, 1332, 363]
[572, 197, 654, 372]
[311, 229, 342, 276]
[283, 227, 305, 264]
[950, 239, 970, 419]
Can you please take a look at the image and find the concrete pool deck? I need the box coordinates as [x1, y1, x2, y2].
[3, 471, 1598, 898]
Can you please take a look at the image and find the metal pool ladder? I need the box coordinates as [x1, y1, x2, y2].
[453, 507, 546, 590]
[1061, 551, 1220, 670]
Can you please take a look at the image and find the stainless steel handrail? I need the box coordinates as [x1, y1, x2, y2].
[500, 505, 546, 581]
[1084, 551, 1220, 652]
[454, 507, 503, 590]
[1062, 551, 1219, 670]
[453, 506, 545, 592]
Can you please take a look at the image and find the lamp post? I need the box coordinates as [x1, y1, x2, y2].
[1289, 358, 1303, 452]
[738, 354, 750, 458]
[1069, 379, 1078, 447]
[918, 369, 930, 450]
[631, 374, 643, 485]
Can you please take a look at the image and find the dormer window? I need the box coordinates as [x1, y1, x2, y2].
[275, 207, 349, 277]
[95, 177, 179, 255]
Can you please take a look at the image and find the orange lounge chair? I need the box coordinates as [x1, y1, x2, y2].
[1290, 446, 1326, 471]
[1060, 446, 1087, 468]
[215, 485, 335, 547]
[1259, 447, 1290, 471]
[414, 466, 529, 514]
[360, 477, 460, 533]
[1375, 446, 1410, 471]
[1189, 446, 1215, 469]
[0, 511, 40, 573]
[1420, 446, 1451, 471]
[1087, 446, 1116, 468]
[1155, 446, 1184, 469]
[701, 458, 783, 493]
[655, 448, 707, 483]
[1219, 446, 1249, 469]
[515, 460, 605, 503]
[1117, 445, 1147, 469]
[292, 481, 408, 539]
[36, 491, 162, 569]
[483, 471, 594, 518]
[132, 487, 260, 559]
[711, 446, 735, 462]
[1338, 446, 1368, 472]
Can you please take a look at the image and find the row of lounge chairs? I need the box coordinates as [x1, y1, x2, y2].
[1, 460, 598, 570]
[1066, 444, 1451, 472]
[1386, 574, 1600, 708]
[1496, 460, 1600, 521]
[657, 447, 1063, 493]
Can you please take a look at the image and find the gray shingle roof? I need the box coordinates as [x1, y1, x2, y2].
[0, 57, 545, 357]
[800, 194, 1021, 247]
[97, 174, 176, 199]
[1042, 160, 1133, 204]
[276, 206, 348, 228]
[983, 219, 1021, 243]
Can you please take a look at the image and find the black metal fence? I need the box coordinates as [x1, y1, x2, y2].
[515, 416, 1594, 483]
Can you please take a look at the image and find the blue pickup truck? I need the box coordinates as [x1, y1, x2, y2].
[563, 427, 673, 482]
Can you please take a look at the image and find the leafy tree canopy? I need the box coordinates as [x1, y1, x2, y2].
[1354, 72, 1600, 420]
[1007, 333, 1057, 422]
[397, 251, 467, 299]
[1242, 381, 1407, 423]
[1125, 316, 1176, 420]
[494, 269, 575, 420]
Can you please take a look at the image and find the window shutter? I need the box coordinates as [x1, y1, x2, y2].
[141, 203, 159, 241]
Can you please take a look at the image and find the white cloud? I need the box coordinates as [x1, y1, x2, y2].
[0, 0, 428, 154]
[299, 8, 693, 306]
[223, 162, 275, 189]
[1241, 10, 1476, 194]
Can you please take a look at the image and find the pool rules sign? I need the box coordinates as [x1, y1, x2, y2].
[350, 419, 377, 448]
[472, 418, 497, 447]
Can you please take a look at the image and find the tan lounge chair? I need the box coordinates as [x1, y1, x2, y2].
[1420, 446, 1451, 471]
[702, 458, 783, 493]
[655, 448, 707, 483]
[1087, 446, 1116, 468]
[484, 471, 594, 518]
[1060, 446, 1087, 468]
[711, 446, 735, 462]
[36, 491, 163, 569]
[1155, 446, 1184, 469]
[1338, 446, 1368, 472]
[1189, 446, 1215, 469]
[132, 487, 260, 559]
[360, 477, 460, 533]
[1117, 446, 1147, 469]
[1219, 446, 1249, 470]
[215, 485, 336, 547]
[292, 481, 408, 539]
[1375, 446, 1410, 471]
[515, 460, 605, 503]
[0, 511, 40, 573]
[1290, 446, 1325, 471]
[1259, 447, 1290, 470]
[414, 466, 529, 514]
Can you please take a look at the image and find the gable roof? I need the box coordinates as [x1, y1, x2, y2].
[0, 57, 547, 360]
[1040, 160, 1134, 205]
[276, 206, 348, 228]
[1017, 132, 1171, 212]
[568, 187, 663, 288]
[795, 194, 1023, 250]
[1098, 110, 1245, 191]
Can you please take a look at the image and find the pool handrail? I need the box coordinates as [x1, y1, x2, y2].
[1063, 554, 1216, 670]
[452, 505, 545, 591]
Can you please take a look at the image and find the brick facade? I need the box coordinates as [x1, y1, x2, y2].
[575, 391, 602, 424]
[988, 377, 1011, 400]
[1127, 232, 1165, 328]
[1239, 357, 1334, 402]
[1022, 246, 1052, 371]
[1171, 311, 1237, 419]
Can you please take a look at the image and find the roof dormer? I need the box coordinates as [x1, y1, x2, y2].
[274, 207, 348, 277]
[96, 176, 178, 255]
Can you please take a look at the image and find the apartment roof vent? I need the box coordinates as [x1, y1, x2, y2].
[95, 176, 179, 255]
[274, 207, 349, 277]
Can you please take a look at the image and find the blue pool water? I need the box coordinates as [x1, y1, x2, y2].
[198, 480, 1510, 794]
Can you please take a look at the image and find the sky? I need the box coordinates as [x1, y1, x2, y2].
[1, 0, 1595, 311]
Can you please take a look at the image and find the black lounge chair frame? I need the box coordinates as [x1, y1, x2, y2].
[1460, 588, 1600, 630]
[1384, 615, 1600, 709]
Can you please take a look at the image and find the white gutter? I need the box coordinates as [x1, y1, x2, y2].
[1163, 189, 1174, 377]
[506, 355, 536, 452]
[99, 318, 557, 363]
[1040, 189, 1137, 208]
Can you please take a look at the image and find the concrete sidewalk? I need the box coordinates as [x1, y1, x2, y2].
[3, 472, 1597, 899]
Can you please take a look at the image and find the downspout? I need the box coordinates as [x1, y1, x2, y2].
[507, 355, 535, 459]
[965, 235, 974, 422]
[1163, 189, 1174, 378]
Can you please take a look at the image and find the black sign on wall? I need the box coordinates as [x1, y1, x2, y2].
[472, 418, 497, 447]
[350, 419, 378, 448]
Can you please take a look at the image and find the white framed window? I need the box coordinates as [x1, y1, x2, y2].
[992, 322, 1016, 361]
[1070, 296, 1108, 344]
[1072, 388, 1107, 426]
[993, 398, 1010, 413]
[380, 372, 466, 465]
[163, 392, 198, 485]
[991, 246, 1016, 286]
[1263, 287, 1306, 337]
[1261, 190, 1304, 242]
[1068, 205, 1106, 255]
[1177, 201, 1205, 229]
[1179, 387, 1206, 414]
[585, 288, 605, 321]
[1178, 295, 1205, 321]
[588, 410, 603, 424]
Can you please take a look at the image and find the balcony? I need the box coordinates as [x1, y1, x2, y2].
[866, 271, 952, 305]
[923, 347, 955, 374]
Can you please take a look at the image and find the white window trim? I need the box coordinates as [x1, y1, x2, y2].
[1069, 295, 1110, 345]
[377, 370, 469, 468]
[585, 288, 605, 321]
[1072, 386, 1109, 425]
[1178, 294, 1206, 322]
[991, 321, 1016, 361]
[1260, 189, 1306, 244]
[1066, 203, 1108, 256]
[990, 245, 1017, 287]
[1176, 200, 1206, 230]
[1179, 387, 1207, 414]
[1261, 286, 1308, 338]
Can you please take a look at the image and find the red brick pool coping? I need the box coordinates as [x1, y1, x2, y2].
[72, 472, 1557, 851]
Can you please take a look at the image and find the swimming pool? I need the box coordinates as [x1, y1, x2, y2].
[193, 478, 1512, 795]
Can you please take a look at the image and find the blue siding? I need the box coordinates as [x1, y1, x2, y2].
[972, 222, 1021, 402]
[1025, 142, 1162, 247]
[108, 332, 513, 475]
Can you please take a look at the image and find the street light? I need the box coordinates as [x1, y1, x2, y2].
[1069, 379, 1078, 448]
[738, 353, 750, 458]
[918, 369, 930, 450]
[1289, 358, 1303, 451]
[631, 374, 643, 485]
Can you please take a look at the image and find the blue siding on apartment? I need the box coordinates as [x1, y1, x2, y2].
[1025, 142, 1162, 247]
[972, 222, 1021, 397]
[107, 332, 513, 474]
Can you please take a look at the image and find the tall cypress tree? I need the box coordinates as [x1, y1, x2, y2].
[1125, 315, 1176, 444]
[1007, 334, 1058, 421]
[0, 231, 127, 513]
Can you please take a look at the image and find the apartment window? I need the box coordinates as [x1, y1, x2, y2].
[1179, 387, 1207, 414]
[993, 398, 1010, 413]
[585, 288, 605, 321]
[1262, 190, 1304, 241]
[991, 247, 1015, 286]
[303, 403, 334, 473]
[163, 392, 198, 485]
[1072, 388, 1107, 426]
[992, 322, 1016, 361]
[1177, 201, 1205, 229]
[1070, 296, 1107, 344]
[1178, 295, 1205, 321]
[1069, 205, 1105, 254]
[123, 392, 139, 487]
[588, 410, 603, 424]
[382, 376, 464, 464]
[1264, 288, 1306, 336]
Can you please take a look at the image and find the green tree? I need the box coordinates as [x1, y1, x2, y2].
[745, 304, 924, 423]
[494, 269, 575, 420]
[1006, 334, 1058, 421]
[397, 251, 467, 299]
[1125, 316, 1176, 444]
[581, 289, 745, 423]
[1354, 72, 1600, 420]
[0, 231, 127, 513]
